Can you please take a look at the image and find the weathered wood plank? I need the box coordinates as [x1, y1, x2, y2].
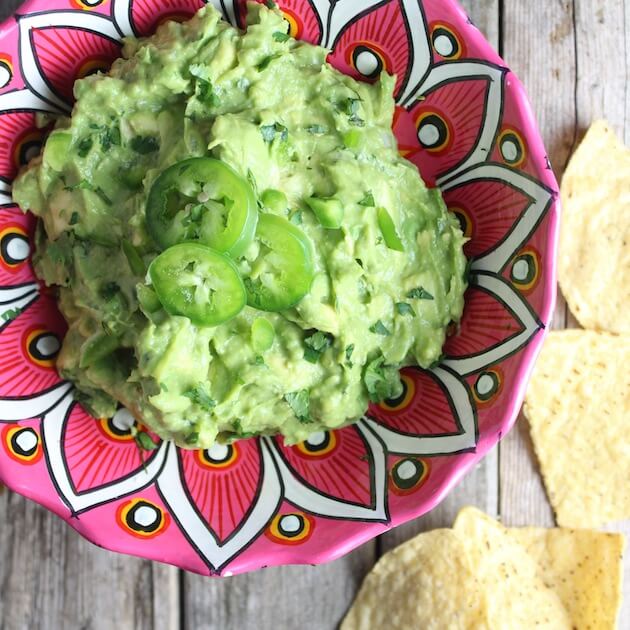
[183, 548, 374, 630]
[498, 0, 577, 530]
[0, 489, 180, 630]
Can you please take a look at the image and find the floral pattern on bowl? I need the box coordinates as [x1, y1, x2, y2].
[0, 0, 558, 576]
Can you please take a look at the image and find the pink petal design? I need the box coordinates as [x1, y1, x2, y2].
[272, 427, 373, 507]
[62, 404, 162, 494]
[0, 111, 44, 180]
[443, 286, 524, 359]
[0, 294, 65, 398]
[30, 26, 121, 104]
[396, 78, 490, 184]
[130, 0, 205, 36]
[0, 206, 36, 287]
[442, 178, 533, 259]
[326, 1, 411, 96]
[178, 439, 263, 543]
[368, 367, 462, 436]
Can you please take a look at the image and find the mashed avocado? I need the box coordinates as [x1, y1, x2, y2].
[12, 3, 467, 447]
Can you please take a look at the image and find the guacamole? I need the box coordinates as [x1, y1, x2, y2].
[12, 3, 467, 447]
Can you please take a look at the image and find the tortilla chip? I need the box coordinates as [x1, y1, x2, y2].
[341, 529, 488, 630]
[559, 120, 630, 333]
[452, 509, 571, 629]
[509, 526, 625, 629]
[524, 330, 630, 528]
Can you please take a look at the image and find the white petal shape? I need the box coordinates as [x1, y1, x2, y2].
[157, 439, 282, 572]
[111, 0, 134, 37]
[0, 284, 38, 321]
[17, 11, 121, 111]
[442, 163, 554, 273]
[403, 61, 506, 182]
[443, 273, 542, 376]
[0, 381, 72, 422]
[395, 0, 432, 104]
[0, 177, 12, 206]
[0, 87, 60, 115]
[365, 366, 477, 454]
[42, 395, 169, 514]
[266, 422, 389, 522]
[208, 0, 237, 26]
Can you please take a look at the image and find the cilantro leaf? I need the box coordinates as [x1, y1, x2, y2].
[406, 287, 434, 300]
[306, 124, 326, 135]
[183, 384, 216, 412]
[99, 282, 120, 301]
[358, 191, 375, 207]
[273, 31, 290, 42]
[363, 357, 403, 403]
[184, 432, 199, 445]
[100, 126, 121, 151]
[256, 53, 281, 71]
[130, 136, 160, 154]
[303, 331, 333, 363]
[77, 137, 93, 158]
[395, 302, 416, 316]
[369, 320, 391, 336]
[69, 211, 79, 225]
[345, 344, 355, 361]
[135, 431, 157, 451]
[1, 307, 23, 322]
[260, 122, 288, 144]
[284, 389, 311, 423]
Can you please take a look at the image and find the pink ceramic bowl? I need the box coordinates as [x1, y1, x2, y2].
[0, 0, 558, 576]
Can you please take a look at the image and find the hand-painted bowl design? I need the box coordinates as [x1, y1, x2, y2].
[0, 0, 558, 576]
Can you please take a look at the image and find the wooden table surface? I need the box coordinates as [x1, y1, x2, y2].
[0, 0, 628, 628]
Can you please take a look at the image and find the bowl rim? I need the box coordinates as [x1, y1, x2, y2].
[0, 0, 560, 575]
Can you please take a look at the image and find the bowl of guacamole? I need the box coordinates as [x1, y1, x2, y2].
[12, 3, 467, 449]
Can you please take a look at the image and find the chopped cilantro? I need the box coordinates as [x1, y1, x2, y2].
[369, 320, 391, 336]
[69, 211, 79, 225]
[100, 126, 121, 151]
[395, 302, 416, 316]
[273, 31, 290, 42]
[363, 357, 403, 403]
[265, 0, 277, 8]
[345, 344, 355, 362]
[1, 307, 22, 322]
[406, 287, 434, 300]
[183, 384, 216, 412]
[160, 382, 169, 392]
[284, 389, 311, 423]
[184, 432, 199, 445]
[254, 355, 266, 366]
[77, 137, 93, 158]
[135, 431, 157, 451]
[195, 78, 220, 107]
[306, 124, 326, 135]
[130, 136, 160, 154]
[99, 282, 120, 301]
[256, 53, 280, 71]
[358, 191, 375, 207]
[337, 97, 365, 126]
[260, 122, 288, 144]
[303, 331, 333, 363]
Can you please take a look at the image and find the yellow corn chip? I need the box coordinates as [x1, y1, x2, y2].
[509, 526, 625, 629]
[452, 508, 571, 628]
[455, 507, 625, 629]
[559, 120, 630, 333]
[524, 330, 630, 528]
[341, 529, 488, 630]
